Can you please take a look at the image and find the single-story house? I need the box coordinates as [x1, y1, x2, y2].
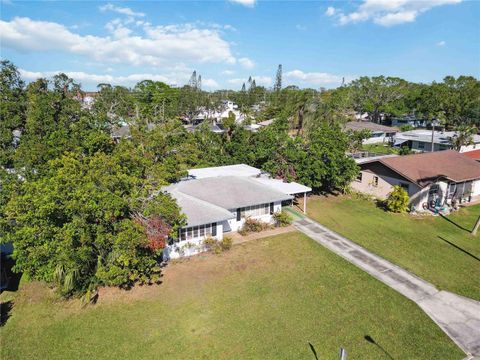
[344, 121, 398, 144]
[163, 165, 311, 259]
[394, 130, 480, 153]
[350, 150, 480, 212]
[391, 116, 440, 128]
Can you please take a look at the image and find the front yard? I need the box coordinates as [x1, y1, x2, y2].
[305, 195, 480, 300]
[0, 232, 462, 359]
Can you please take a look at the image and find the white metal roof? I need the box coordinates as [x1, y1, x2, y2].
[188, 164, 262, 179]
[251, 177, 311, 195]
[168, 190, 234, 227]
[395, 130, 480, 145]
[165, 176, 293, 211]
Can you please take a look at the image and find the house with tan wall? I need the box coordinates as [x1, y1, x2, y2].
[351, 150, 480, 212]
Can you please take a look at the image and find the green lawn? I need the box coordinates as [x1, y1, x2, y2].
[1, 232, 462, 359]
[362, 143, 399, 154]
[306, 195, 480, 300]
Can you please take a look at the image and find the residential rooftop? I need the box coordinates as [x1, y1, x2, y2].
[188, 164, 263, 179]
[165, 176, 293, 211]
[394, 130, 480, 146]
[344, 121, 398, 133]
[370, 150, 480, 187]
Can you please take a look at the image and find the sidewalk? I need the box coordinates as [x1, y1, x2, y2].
[293, 217, 480, 358]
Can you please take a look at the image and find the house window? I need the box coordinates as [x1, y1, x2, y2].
[356, 172, 363, 182]
[239, 203, 270, 219]
[372, 176, 379, 187]
[400, 183, 409, 192]
[417, 142, 425, 149]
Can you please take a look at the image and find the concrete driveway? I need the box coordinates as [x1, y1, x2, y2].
[294, 217, 480, 358]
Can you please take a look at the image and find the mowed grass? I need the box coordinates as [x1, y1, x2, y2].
[306, 195, 480, 300]
[1, 232, 463, 359]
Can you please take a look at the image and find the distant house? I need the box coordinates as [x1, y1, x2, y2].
[351, 150, 480, 212]
[163, 164, 311, 259]
[185, 100, 248, 126]
[394, 130, 480, 153]
[391, 115, 439, 128]
[344, 121, 398, 144]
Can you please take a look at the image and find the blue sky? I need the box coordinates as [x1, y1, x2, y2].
[1, 0, 479, 90]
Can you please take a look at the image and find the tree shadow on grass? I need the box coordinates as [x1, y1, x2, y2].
[364, 335, 394, 359]
[308, 342, 318, 360]
[439, 214, 471, 233]
[438, 236, 480, 263]
[0, 301, 13, 327]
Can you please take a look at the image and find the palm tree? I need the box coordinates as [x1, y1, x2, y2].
[450, 124, 477, 151]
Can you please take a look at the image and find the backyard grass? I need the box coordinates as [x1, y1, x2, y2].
[362, 143, 400, 154]
[0, 232, 463, 359]
[305, 195, 480, 300]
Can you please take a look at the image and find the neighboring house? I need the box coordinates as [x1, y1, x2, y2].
[186, 122, 226, 134]
[391, 115, 439, 128]
[111, 125, 132, 141]
[394, 130, 480, 153]
[185, 100, 248, 126]
[163, 164, 311, 259]
[344, 121, 398, 144]
[351, 150, 480, 212]
[463, 149, 480, 162]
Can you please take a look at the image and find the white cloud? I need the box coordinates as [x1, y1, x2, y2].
[201, 78, 220, 89]
[229, 0, 256, 7]
[238, 57, 255, 69]
[228, 76, 271, 87]
[331, 0, 462, 27]
[0, 17, 236, 66]
[285, 70, 353, 87]
[221, 70, 235, 75]
[437, 40, 446, 46]
[99, 3, 145, 17]
[18, 68, 221, 89]
[325, 7, 336, 16]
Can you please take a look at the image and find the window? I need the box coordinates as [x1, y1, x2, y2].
[356, 172, 363, 182]
[239, 203, 270, 219]
[400, 183, 409, 192]
[417, 142, 425, 149]
[372, 176, 379, 187]
[205, 223, 212, 236]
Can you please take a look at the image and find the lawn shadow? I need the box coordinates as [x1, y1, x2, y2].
[438, 236, 480, 262]
[364, 335, 394, 359]
[308, 342, 318, 360]
[0, 300, 13, 327]
[439, 214, 471, 233]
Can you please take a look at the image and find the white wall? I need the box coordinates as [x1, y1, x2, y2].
[165, 222, 223, 260]
[225, 201, 282, 232]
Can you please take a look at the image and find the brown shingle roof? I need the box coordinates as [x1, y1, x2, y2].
[463, 149, 480, 160]
[379, 150, 480, 187]
[344, 121, 398, 133]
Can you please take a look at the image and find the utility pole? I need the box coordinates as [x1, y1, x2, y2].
[430, 120, 435, 152]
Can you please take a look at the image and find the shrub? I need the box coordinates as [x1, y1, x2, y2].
[273, 211, 292, 227]
[238, 217, 271, 236]
[399, 146, 413, 155]
[220, 236, 233, 251]
[203, 237, 221, 254]
[385, 186, 410, 213]
[400, 124, 414, 132]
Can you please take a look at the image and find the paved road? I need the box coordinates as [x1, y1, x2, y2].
[294, 217, 480, 359]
